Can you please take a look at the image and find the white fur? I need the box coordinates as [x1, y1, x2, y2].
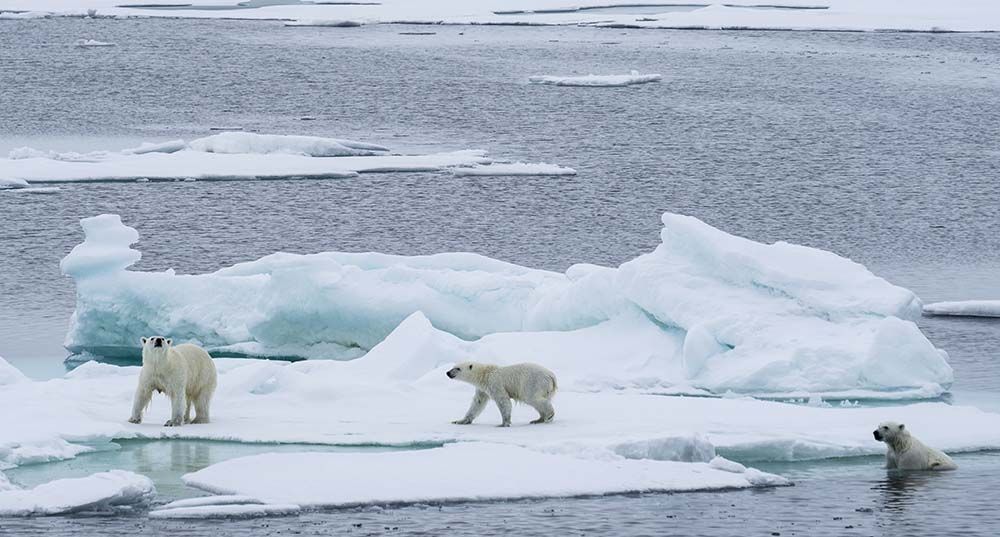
[447, 361, 557, 427]
[873, 421, 957, 471]
[128, 337, 218, 427]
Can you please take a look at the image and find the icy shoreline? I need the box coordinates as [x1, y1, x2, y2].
[2, 1, 1000, 33]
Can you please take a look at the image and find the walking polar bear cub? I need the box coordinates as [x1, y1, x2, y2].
[129, 336, 218, 427]
[873, 421, 957, 471]
[447, 362, 557, 427]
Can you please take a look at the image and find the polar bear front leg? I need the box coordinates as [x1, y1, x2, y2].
[164, 388, 187, 427]
[491, 390, 512, 427]
[128, 384, 153, 424]
[453, 389, 489, 425]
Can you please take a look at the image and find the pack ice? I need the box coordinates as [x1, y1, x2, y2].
[61, 211, 951, 397]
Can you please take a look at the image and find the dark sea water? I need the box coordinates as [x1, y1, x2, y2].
[0, 17, 999, 536]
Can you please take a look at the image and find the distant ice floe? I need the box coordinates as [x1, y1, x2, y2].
[923, 300, 1000, 318]
[75, 38, 116, 47]
[59, 211, 952, 399]
[3, 1, 1000, 32]
[529, 71, 662, 87]
[284, 19, 364, 27]
[150, 502, 300, 519]
[0, 132, 506, 184]
[0, 470, 154, 516]
[452, 162, 576, 176]
[0, 11, 52, 20]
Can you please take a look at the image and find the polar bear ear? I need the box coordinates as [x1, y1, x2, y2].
[141, 337, 147, 345]
[165, 338, 172, 346]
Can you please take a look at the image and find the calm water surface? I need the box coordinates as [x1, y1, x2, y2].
[0, 18, 998, 536]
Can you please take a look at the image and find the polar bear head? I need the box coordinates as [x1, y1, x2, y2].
[141, 336, 173, 359]
[446, 361, 484, 385]
[873, 421, 908, 443]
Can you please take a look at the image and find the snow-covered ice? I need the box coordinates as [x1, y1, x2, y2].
[0, 355, 28, 387]
[529, 71, 662, 87]
[3, 1, 999, 33]
[923, 300, 1000, 318]
[452, 162, 577, 176]
[0, 133, 492, 184]
[182, 443, 787, 508]
[60, 211, 950, 397]
[75, 39, 116, 47]
[0, 470, 154, 516]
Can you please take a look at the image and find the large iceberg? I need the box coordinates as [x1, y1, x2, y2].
[61, 211, 950, 397]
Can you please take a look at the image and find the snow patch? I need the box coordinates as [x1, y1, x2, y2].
[187, 132, 388, 157]
[285, 19, 364, 27]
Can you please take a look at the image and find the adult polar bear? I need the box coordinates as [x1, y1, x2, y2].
[447, 362, 557, 427]
[128, 336, 217, 427]
[873, 421, 957, 471]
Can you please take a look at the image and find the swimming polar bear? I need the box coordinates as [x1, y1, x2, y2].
[128, 336, 218, 427]
[447, 362, 557, 427]
[873, 421, 957, 471]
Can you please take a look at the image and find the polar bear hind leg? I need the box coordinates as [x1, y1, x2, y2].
[529, 399, 555, 424]
[192, 386, 214, 424]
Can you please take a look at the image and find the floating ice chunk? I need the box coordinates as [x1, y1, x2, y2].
[60, 214, 141, 279]
[451, 162, 576, 177]
[8, 187, 61, 194]
[0, 178, 29, 189]
[158, 495, 264, 509]
[183, 443, 786, 506]
[187, 132, 388, 157]
[923, 300, 1000, 318]
[149, 503, 300, 519]
[529, 71, 662, 87]
[122, 139, 187, 155]
[0, 356, 28, 386]
[0, 11, 52, 20]
[75, 39, 116, 47]
[285, 19, 364, 27]
[0, 470, 154, 516]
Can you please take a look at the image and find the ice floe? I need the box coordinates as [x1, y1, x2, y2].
[75, 38, 116, 47]
[149, 502, 300, 519]
[0, 133, 492, 184]
[0, 355, 28, 387]
[923, 300, 1000, 318]
[60, 211, 951, 397]
[529, 71, 662, 87]
[452, 162, 577, 176]
[0, 470, 154, 516]
[182, 443, 788, 507]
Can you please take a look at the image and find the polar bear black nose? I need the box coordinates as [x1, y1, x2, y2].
[446, 369, 457, 379]
[153, 337, 163, 347]
[873, 430, 882, 441]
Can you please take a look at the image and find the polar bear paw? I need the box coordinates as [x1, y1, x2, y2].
[127, 416, 141, 424]
[452, 418, 472, 425]
[163, 419, 183, 427]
